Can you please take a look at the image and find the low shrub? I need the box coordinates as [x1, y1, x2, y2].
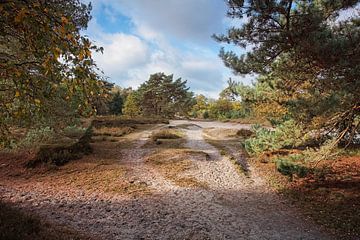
[244, 120, 305, 155]
[93, 126, 134, 137]
[236, 129, 254, 138]
[27, 126, 93, 167]
[63, 125, 86, 139]
[18, 127, 55, 148]
[275, 156, 310, 180]
[150, 129, 183, 141]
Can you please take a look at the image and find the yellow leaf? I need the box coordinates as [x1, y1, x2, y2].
[78, 51, 84, 61]
[61, 16, 69, 24]
[15, 8, 27, 23]
[85, 49, 92, 58]
[66, 33, 73, 41]
[15, 91, 20, 97]
[34, 99, 41, 105]
[53, 47, 61, 59]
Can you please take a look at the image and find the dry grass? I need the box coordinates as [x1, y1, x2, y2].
[146, 149, 208, 188]
[150, 129, 184, 141]
[93, 126, 134, 137]
[92, 116, 169, 128]
[203, 128, 253, 140]
[0, 131, 152, 197]
[251, 151, 360, 239]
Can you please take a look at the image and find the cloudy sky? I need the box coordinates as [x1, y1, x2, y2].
[83, 0, 252, 98]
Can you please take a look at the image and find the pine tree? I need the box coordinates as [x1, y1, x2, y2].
[215, 0, 360, 143]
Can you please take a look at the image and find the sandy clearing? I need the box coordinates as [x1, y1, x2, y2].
[0, 120, 331, 240]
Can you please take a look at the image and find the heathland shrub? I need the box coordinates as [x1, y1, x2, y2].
[150, 129, 183, 142]
[27, 126, 93, 167]
[275, 157, 309, 180]
[244, 120, 304, 155]
[63, 125, 86, 139]
[19, 127, 55, 148]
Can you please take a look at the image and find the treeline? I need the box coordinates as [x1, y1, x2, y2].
[95, 73, 195, 118]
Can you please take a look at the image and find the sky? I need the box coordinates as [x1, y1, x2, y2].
[82, 0, 253, 98]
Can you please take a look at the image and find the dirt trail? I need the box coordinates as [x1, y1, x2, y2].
[0, 120, 331, 239]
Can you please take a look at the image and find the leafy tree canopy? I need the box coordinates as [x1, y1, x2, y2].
[0, 0, 106, 144]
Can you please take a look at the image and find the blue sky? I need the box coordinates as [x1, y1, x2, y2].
[83, 0, 253, 98]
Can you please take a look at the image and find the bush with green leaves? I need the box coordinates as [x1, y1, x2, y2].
[275, 157, 309, 180]
[19, 127, 55, 148]
[63, 125, 86, 139]
[244, 120, 305, 155]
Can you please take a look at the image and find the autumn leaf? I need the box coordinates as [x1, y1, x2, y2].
[61, 16, 69, 24]
[15, 8, 27, 23]
[15, 91, 20, 97]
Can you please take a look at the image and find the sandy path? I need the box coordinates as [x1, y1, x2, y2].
[0, 120, 331, 239]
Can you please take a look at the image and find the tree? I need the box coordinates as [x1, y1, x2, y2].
[123, 92, 141, 117]
[191, 94, 208, 118]
[215, 0, 360, 143]
[0, 0, 105, 145]
[108, 92, 123, 115]
[137, 73, 193, 118]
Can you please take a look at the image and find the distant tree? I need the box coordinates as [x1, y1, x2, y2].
[191, 94, 208, 118]
[123, 92, 141, 117]
[137, 73, 193, 118]
[108, 92, 123, 115]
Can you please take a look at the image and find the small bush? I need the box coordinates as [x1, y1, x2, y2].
[27, 126, 93, 167]
[236, 129, 254, 138]
[150, 129, 183, 141]
[202, 111, 209, 119]
[244, 120, 305, 155]
[63, 125, 86, 139]
[19, 127, 55, 148]
[275, 157, 310, 180]
[93, 126, 134, 137]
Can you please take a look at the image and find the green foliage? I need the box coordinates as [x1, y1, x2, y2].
[63, 125, 86, 139]
[108, 92, 124, 115]
[244, 120, 304, 155]
[190, 90, 248, 120]
[0, 0, 106, 146]
[302, 138, 341, 165]
[27, 126, 92, 167]
[122, 73, 194, 118]
[276, 157, 309, 179]
[123, 92, 141, 117]
[216, 0, 360, 144]
[19, 127, 55, 148]
[203, 111, 209, 119]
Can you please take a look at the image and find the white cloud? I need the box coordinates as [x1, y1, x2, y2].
[83, 0, 251, 98]
[94, 33, 149, 75]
